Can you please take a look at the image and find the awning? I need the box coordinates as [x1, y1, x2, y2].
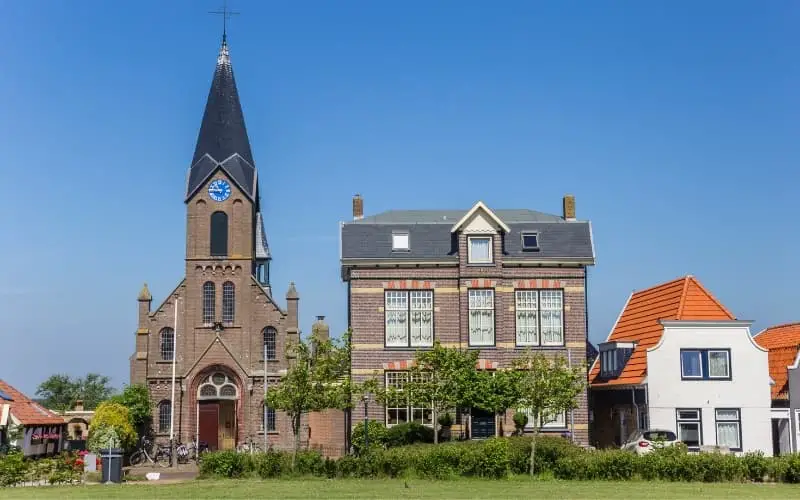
[0, 403, 9, 426]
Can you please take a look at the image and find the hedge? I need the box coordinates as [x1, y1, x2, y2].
[197, 437, 800, 483]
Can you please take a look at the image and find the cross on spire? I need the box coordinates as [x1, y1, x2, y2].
[209, 0, 239, 43]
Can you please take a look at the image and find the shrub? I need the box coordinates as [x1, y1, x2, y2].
[779, 454, 800, 483]
[351, 420, 388, 454]
[742, 451, 769, 482]
[0, 451, 29, 487]
[87, 402, 137, 452]
[198, 450, 250, 478]
[252, 451, 284, 478]
[512, 412, 528, 434]
[384, 422, 435, 448]
[438, 413, 454, 427]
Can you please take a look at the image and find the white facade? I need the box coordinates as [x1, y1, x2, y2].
[646, 320, 772, 456]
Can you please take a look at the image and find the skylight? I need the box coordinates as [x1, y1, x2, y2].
[521, 232, 539, 250]
[392, 232, 409, 251]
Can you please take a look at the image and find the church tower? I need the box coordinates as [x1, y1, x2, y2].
[130, 34, 299, 453]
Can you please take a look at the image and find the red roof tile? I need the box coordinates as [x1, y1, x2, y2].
[589, 276, 735, 387]
[754, 323, 800, 400]
[0, 379, 66, 426]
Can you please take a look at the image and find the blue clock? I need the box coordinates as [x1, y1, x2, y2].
[208, 179, 231, 202]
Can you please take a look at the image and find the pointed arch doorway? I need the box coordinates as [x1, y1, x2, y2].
[196, 370, 239, 451]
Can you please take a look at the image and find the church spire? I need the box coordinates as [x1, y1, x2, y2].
[186, 35, 257, 201]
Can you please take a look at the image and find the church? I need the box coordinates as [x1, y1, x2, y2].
[130, 33, 309, 452]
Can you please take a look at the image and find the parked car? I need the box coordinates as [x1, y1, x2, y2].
[621, 429, 679, 455]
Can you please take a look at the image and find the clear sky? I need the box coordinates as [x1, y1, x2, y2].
[1, 1, 798, 394]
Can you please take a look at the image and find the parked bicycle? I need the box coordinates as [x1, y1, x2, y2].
[129, 437, 172, 467]
[177, 439, 209, 464]
[236, 435, 264, 454]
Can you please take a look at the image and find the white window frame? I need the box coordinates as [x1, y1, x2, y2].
[515, 289, 564, 346]
[468, 289, 495, 346]
[160, 328, 175, 361]
[676, 408, 702, 448]
[521, 231, 539, 250]
[680, 350, 703, 379]
[707, 350, 731, 379]
[715, 408, 741, 450]
[261, 405, 276, 433]
[467, 236, 493, 264]
[391, 232, 410, 251]
[384, 371, 433, 427]
[514, 290, 538, 346]
[520, 409, 567, 429]
[384, 291, 433, 347]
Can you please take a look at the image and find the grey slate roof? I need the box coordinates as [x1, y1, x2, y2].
[341, 208, 594, 263]
[255, 212, 271, 260]
[186, 39, 256, 201]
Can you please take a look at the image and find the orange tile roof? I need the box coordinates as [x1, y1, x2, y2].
[0, 379, 66, 426]
[589, 275, 735, 387]
[754, 323, 800, 400]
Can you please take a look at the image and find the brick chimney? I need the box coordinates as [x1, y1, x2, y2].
[562, 194, 576, 221]
[74, 400, 84, 412]
[352, 194, 363, 220]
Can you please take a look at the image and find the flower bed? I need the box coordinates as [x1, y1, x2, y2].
[0, 451, 85, 487]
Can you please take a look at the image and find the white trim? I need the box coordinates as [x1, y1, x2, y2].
[588, 221, 596, 264]
[450, 201, 511, 234]
[790, 350, 800, 370]
[650, 320, 765, 353]
[0, 404, 9, 427]
[467, 235, 493, 264]
[771, 408, 790, 419]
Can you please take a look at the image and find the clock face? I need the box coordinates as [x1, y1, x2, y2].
[208, 179, 231, 202]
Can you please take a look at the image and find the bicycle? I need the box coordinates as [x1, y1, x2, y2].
[129, 437, 172, 467]
[236, 435, 263, 454]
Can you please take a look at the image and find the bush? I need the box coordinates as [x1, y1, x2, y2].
[351, 420, 388, 454]
[778, 454, 800, 483]
[198, 450, 250, 478]
[87, 402, 137, 452]
[384, 422, 435, 448]
[0, 451, 28, 487]
[438, 413, 454, 427]
[743, 451, 769, 482]
[512, 412, 528, 434]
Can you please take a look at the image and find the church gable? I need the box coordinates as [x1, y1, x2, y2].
[183, 336, 249, 381]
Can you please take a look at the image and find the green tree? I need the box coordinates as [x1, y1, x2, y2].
[265, 331, 350, 469]
[512, 351, 585, 476]
[36, 373, 115, 411]
[87, 401, 137, 452]
[471, 369, 524, 437]
[35, 374, 75, 411]
[109, 384, 151, 435]
[401, 341, 479, 444]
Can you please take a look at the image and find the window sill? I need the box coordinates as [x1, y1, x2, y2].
[514, 344, 566, 350]
[155, 360, 175, 365]
[259, 359, 281, 363]
[465, 262, 495, 267]
[383, 345, 435, 350]
[257, 431, 279, 435]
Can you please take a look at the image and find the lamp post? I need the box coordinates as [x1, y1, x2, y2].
[362, 393, 370, 451]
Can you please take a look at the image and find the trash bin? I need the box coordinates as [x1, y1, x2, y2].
[99, 448, 123, 484]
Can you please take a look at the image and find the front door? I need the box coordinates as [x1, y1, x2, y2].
[218, 400, 236, 450]
[471, 408, 495, 439]
[199, 402, 219, 451]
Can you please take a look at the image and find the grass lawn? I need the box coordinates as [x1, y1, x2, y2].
[1, 478, 797, 499]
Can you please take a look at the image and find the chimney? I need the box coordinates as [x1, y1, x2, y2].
[562, 194, 576, 221]
[74, 400, 84, 412]
[352, 194, 363, 220]
[312, 315, 330, 342]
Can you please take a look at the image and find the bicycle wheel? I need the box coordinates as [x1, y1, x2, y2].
[129, 450, 145, 466]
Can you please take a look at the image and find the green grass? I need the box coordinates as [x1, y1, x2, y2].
[1, 478, 798, 499]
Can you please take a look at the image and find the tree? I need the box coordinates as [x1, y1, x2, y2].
[87, 401, 137, 452]
[36, 374, 75, 411]
[512, 351, 585, 476]
[36, 373, 115, 411]
[109, 384, 151, 436]
[471, 369, 524, 437]
[265, 331, 349, 469]
[401, 341, 479, 444]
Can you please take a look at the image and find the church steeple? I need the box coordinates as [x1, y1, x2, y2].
[186, 36, 257, 201]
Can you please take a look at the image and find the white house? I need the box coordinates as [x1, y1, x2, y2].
[646, 320, 772, 455]
[589, 275, 773, 455]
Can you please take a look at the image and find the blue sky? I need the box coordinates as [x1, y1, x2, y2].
[1, 1, 798, 394]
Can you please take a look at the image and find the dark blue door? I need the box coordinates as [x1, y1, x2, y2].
[471, 408, 495, 439]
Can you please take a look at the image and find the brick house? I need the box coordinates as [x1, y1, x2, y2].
[340, 194, 596, 445]
[129, 35, 310, 452]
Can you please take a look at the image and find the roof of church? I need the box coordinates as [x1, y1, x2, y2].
[186, 38, 257, 201]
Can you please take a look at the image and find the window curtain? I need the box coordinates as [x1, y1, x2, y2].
[471, 238, 490, 261]
[708, 352, 728, 377]
[717, 422, 739, 448]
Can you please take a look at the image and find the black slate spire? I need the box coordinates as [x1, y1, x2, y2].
[186, 37, 257, 201]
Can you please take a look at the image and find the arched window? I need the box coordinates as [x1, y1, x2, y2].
[222, 282, 235, 325]
[263, 327, 277, 360]
[197, 372, 238, 399]
[203, 282, 215, 325]
[160, 327, 175, 361]
[158, 401, 171, 433]
[210, 211, 228, 256]
[262, 404, 276, 433]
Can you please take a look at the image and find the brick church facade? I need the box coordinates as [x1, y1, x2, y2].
[130, 35, 305, 452]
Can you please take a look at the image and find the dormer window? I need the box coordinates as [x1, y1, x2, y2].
[521, 232, 539, 250]
[468, 236, 493, 264]
[599, 341, 635, 379]
[392, 232, 410, 251]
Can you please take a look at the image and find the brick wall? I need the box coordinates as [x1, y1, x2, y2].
[348, 249, 591, 445]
